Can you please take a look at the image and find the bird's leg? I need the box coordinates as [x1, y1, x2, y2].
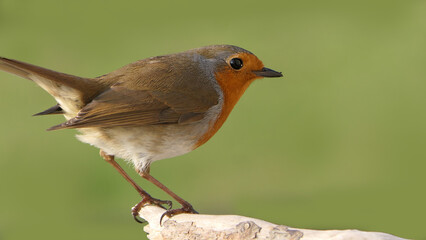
[137, 170, 198, 223]
[99, 150, 172, 223]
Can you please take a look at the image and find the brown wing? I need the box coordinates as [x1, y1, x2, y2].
[48, 85, 214, 130]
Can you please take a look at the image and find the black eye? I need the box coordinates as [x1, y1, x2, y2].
[229, 58, 243, 70]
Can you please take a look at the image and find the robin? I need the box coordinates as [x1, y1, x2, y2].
[0, 45, 282, 222]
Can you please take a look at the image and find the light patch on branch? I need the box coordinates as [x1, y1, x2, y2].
[139, 205, 407, 240]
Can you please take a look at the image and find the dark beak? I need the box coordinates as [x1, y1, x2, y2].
[253, 67, 283, 78]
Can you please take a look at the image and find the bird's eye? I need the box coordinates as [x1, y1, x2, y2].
[229, 58, 243, 70]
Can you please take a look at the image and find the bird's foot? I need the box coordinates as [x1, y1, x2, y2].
[132, 196, 173, 223]
[159, 203, 198, 225]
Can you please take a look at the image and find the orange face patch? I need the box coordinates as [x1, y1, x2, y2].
[194, 52, 265, 148]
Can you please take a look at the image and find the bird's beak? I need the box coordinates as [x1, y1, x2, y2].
[253, 67, 283, 78]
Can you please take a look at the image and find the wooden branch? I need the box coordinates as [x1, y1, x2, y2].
[139, 205, 407, 240]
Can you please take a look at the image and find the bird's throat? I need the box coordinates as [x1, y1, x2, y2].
[194, 71, 256, 148]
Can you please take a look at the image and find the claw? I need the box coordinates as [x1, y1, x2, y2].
[159, 204, 198, 226]
[131, 196, 174, 224]
[133, 215, 146, 224]
[159, 212, 168, 226]
[163, 200, 173, 210]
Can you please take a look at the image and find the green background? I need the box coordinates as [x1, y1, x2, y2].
[0, 0, 425, 239]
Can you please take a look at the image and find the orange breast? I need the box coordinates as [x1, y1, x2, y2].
[194, 64, 260, 148]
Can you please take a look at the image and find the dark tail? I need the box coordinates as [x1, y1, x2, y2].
[0, 57, 103, 115]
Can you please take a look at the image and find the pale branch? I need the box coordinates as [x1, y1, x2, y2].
[138, 205, 407, 240]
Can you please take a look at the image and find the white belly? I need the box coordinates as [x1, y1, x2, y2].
[75, 103, 222, 173]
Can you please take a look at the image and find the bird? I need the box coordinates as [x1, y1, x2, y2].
[0, 45, 283, 222]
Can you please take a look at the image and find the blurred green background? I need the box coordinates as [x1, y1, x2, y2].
[0, 0, 425, 239]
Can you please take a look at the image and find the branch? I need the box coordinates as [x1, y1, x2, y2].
[139, 206, 407, 240]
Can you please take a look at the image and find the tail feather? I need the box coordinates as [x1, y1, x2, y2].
[0, 57, 103, 116]
[33, 104, 64, 116]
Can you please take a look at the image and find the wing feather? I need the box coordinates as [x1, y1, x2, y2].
[48, 86, 205, 130]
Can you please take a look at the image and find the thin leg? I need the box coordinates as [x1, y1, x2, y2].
[141, 173, 192, 207]
[100, 150, 172, 222]
[138, 171, 198, 223]
[100, 150, 148, 197]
